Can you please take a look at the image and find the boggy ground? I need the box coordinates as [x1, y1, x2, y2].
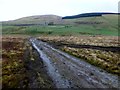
[30, 38, 119, 88]
[1, 35, 120, 88]
[2, 37, 55, 88]
[38, 35, 120, 76]
[2, 37, 27, 88]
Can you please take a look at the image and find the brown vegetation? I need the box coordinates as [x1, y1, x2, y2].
[2, 37, 27, 88]
[38, 35, 120, 76]
[2, 37, 55, 88]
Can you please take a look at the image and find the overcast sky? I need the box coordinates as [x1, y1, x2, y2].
[0, 0, 119, 21]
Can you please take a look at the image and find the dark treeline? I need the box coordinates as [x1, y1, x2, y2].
[62, 12, 120, 19]
[2, 24, 42, 26]
[13, 24, 42, 26]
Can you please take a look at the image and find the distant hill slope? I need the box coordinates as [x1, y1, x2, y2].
[3, 15, 62, 25]
[2, 12, 119, 27]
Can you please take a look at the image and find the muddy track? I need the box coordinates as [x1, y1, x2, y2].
[30, 38, 119, 88]
[23, 40, 55, 88]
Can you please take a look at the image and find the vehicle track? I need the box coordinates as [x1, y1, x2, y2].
[30, 38, 119, 88]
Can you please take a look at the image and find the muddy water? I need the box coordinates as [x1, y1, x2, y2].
[30, 38, 70, 88]
[30, 38, 119, 88]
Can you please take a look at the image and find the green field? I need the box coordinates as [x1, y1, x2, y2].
[2, 25, 118, 36]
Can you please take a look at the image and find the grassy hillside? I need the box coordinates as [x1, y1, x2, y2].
[2, 15, 62, 25]
[2, 14, 119, 36]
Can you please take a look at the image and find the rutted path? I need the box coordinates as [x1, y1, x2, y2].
[30, 38, 119, 88]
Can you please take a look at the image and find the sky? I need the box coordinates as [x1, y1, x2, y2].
[0, 0, 119, 21]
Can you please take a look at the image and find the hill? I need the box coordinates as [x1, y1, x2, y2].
[2, 12, 119, 36]
[2, 13, 119, 26]
[2, 15, 62, 26]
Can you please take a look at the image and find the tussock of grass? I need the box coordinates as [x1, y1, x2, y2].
[2, 38, 28, 88]
[62, 46, 120, 76]
[38, 35, 119, 47]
